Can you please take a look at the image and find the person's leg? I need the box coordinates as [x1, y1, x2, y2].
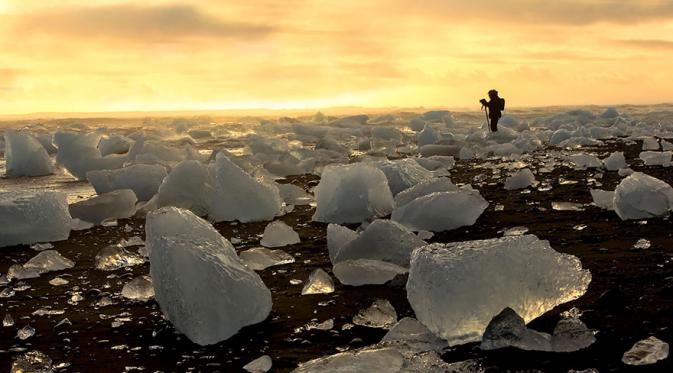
[490, 117, 498, 132]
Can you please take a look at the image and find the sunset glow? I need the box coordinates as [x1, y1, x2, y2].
[1, 0, 673, 115]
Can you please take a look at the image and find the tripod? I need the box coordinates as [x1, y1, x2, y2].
[482, 105, 491, 133]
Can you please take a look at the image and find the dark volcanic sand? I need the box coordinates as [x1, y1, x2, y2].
[1, 139, 673, 372]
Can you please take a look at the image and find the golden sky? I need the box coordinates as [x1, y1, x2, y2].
[1, 0, 673, 114]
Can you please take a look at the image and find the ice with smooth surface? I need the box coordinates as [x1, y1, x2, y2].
[333, 259, 408, 286]
[121, 275, 155, 302]
[331, 220, 426, 267]
[603, 151, 627, 171]
[54, 131, 127, 180]
[210, 153, 282, 223]
[146, 207, 272, 345]
[406, 235, 591, 345]
[87, 164, 167, 201]
[312, 163, 394, 224]
[277, 183, 313, 206]
[23, 250, 74, 274]
[301, 268, 335, 295]
[504, 168, 536, 190]
[642, 137, 660, 150]
[394, 177, 458, 208]
[622, 336, 669, 366]
[375, 159, 434, 195]
[156, 160, 214, 217]
[590, 189, 615, 210]
[239, 247, 295, 271]
[94, 245, 145, 271]
[326, 223, 358, 262]
[639, 151, 672, 167]
[353, 299, 398, 329]
[568, 153, 603, 169]
[613, 172, 673, 220]
[381, 317, 448, 353]
[260, 221, 300, 247]
[480, 308, 552, 351]
[0, 191, 71, 248]
[243, 355, 272, 373]
[4, 130, 55, 177]
[68, 189, 137, 225]
[391, 188, 488, 232]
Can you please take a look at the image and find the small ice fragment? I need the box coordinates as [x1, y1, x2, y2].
[504, 168, 536, 190]
[551, 202, 585, 211]
[24, 250, 74, 274]
[119, 236, 145, 247]
[289, 279, 302, 285]
[7, 265, 41, 280]
[10, 351, 53, 373]
[69, 189, 137, 225]
[622, 336, 669, 366]
[17, 325, 36, 340]
[121, 275, 155, 302]
[260, 221, 300, 248]
[95, 245, 145, 271]
[70, 218, 94, 231]
[29, 243, 53, 251]
[551, 316, 596, 352]
[3, 313, 14, 327]
[590, 189, 615, 210]
[352, 299, 397, 329]
[503, 226, 528, 236]
[239, 247, 295, 271]
[632, 239, 651, 250]
[301, 269, 335, 295]
[243, 355, 272, 373]
[480, 308, 552, 351]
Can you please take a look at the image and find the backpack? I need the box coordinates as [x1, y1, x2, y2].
[499, 97, 506, 111]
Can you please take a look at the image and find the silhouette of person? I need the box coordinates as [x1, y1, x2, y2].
[480, 90, 505, 132]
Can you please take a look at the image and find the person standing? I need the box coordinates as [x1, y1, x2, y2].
[480, 90, 506, 132]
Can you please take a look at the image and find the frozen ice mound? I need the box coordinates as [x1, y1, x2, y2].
[146, 207, 272, 345]
[0, 191, 70, 248]
[260, 221, 300, 247]
[603, 151, 627, 171]
[331, 220, 426, 267]
[406, 235, 591, 346]
[333, 259, 407, 286]
[394, 177, 458, 208]
[69, 189, 137, 225]
[3, 130, 55, 177]
[504, 168, 536, 190]
[613, 172, 673, 220]
[156, 160, 214, 217]
[312, 163, 394, 224]
[391, 188, 488, 232]
[87, 164, 167, 202]
[373, 159, 434, 195]
[639, 151, 672, 167]
[209, 153, 282, 223]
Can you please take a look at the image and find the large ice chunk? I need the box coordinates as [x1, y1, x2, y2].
[0, 191, 70, 248]
[603, 151, 627, 171]
[333, 259, 407, 286]
[3, 130, 55, 177]
[391, 188, 488, 232]
[312, 163, 394, 224]
[156, 160, 214, 216]
[146, 207, 272, 345]
[394, 178, 458, 208]
[327, 223, 358, 262]
[406, 235, 591, 345]
[87, 164, 167, 201]
[209, 153, 282, 223]
[331, 220, 426, 267]
[98, 134, 131, 156]
[69, 189, 137, 225]
[239, 247, 295, 271]
[613, 172, 673, 220]
[54, 131, 127, 180]
[504, 168, 536, 190]
[375, 159, 434, 195]
[639, 151, 672, 167]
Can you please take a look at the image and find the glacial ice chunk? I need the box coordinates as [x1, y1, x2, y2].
[87, 164, 167, 201]
[4, 130, 55, 177]
[98, 134, 131, 156]
[68, 189, 137, 225]
[301, 269, 335, 295]
[121, 275, 155, 302]
[10, 351, 53, 373]
[642, 137, 660, 150]
[332, 220, 426, 267]
[622, 336, 669, 366]
[146, 207, 272, 345]
[416, 125, 439, 146]
[277, 183, 313, 206]
[327, 223, 358, 262]
[333, 259, 407, 286]
[394, 178, 458, 208]
[480, 308, 552, 351]
[590, 189, 615, 210]
[243, 355, 273, 373]
[613, 172, 673, 220]
[568, 153, 603, 169]
[0, 191, 70, 248]
[639, 151, 672, 167]
[504, 168, 536, 190]
[239, 247, 295, 271]
[603, 151, 627, 171]
[94, 245, 145, 271]
[260, 221, 300, 247]
[312, 163, 394, 224]
[210, 153, 282, 223]
[391, 188, 488, 232]
[406, 235, 591, 345]
[353, 299, 398, 329]
[156, 160, 214, 216]
[24, 250, 74, 274]
[551, 316, 596, 352]
[381, 317, 448, 352]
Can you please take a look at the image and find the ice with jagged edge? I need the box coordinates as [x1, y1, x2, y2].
[3, 130, 55, 177]
[603, 151, 627, 170]
[639, 151, 672, 167]
[374, 159, 434, 195]
[504, 168, 536, 190]
[622, 336, 669, 366]
[260, 221, 300, 247]
[301, 268, 335, 295]
[312, 163, 394, 224]
[54, 131, 130, 180]
[156, 160, 214, 217]
[209, 153, 282, 223]
[68, 189, 137, 225]
[394, 177, 458, 208]
[121, 275, 155, 302]
[0, 191, 71, 248]
[239, 247, 295, 271]
[406, 235, 591, 346]
[391, 187, 488, 232]
[94, 245, 145, 271]
[590, 189, 615, 210]
[353, 299, 398, 329]
[614, 172, 673, 220]
[146, 207, 272, 345]
[243, 355, 273, 373]
[330, 220, 426, 267]
[333, 259, 407, 286]
[87, 164, 167, 202]
[277, 183, 313, 206]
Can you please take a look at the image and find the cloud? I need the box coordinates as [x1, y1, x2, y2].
[613, 39, 673, 50]
[13, 4, 274, 42]
[396, 1, 673, 25]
